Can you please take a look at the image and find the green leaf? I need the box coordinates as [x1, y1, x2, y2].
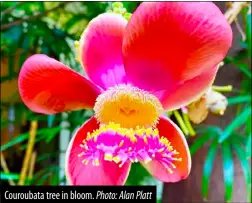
[233, 143, 251, 202]
[37, 173, 51, 185]
[45, 126, 61, 143]
[30, 166, 59, 185]
[19, 133, 47, 150]
[125, 163, 151, 185]
[36, 152, 59, 163]
[50, 172, 59, 185]
[20, 127, 61, 150]
[246, 134, 251, 159]
[64, 15, 86, 31]
[190, 133, 215, 156]
[202, 140, 219, 200]
[218, 107, 252, 143]
[227, 95, 251, 106]
[247, 115, 251, 135]
[1, 127, 62, 151]
[0, 133, 29, 151]
[224, 57, 251, 78]
[235, 64, 251, 78]
[231, 133, 247, 146]
[221, 142, 234, 202]
[245, 12, 251, 57]
[3, 25, 23, 42]
[0, 172, 20, 180]
[195, 125, 222, 135]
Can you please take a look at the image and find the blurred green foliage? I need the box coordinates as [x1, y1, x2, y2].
[190, 4, 251, 202]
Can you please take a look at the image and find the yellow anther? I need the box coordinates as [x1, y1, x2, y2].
[112, 156, 121, 164]
[143, 136, 148, 144]
[119, 140, 124, 147]
[153, 129, 159, 136]
[78, 152, 84, 157]
[146, 128, 153, 136]
[104, 153, 113, 161]
[172, 157, 182, 162]
[82, 159, 89, 165]
[158, 148, 164, 153]
[93, 159, 100, 166]
[170, 162, 177, 169]
[162, 153, 170, 157]
[167, 168, 173, 174]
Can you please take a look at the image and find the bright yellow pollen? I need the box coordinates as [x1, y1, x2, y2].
[85, 122, 179, 161]
[79, 122, 182, 173]
[119, 140, 124, 147]
[93, 159, 100, 166]
[82, 159, 89, 165]
[104, 153, 113, 161]
[112, 156, 121, 163]
[94, 84, 164, 128]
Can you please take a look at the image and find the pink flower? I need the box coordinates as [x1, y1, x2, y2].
[18, 2, 232, 185]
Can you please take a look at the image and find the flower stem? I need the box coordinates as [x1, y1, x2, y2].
[173, 110, 189, 136]
[182, 112, 196, 136]
[224, 2, 249, 24]
[28, 151, 37, 182]
[212, 85, 233, 92]
[0, 152, 15, 185]
[167, 111, 173, 117]
[18, 120, 38, 185]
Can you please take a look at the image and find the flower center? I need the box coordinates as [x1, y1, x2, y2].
[78, 122, 181, 174]
[94, 84, 164, 128]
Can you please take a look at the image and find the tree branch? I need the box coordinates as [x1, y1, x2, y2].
[1, 2, 26, 16]
[224, 2, 249, 24]
[1, 2, 69, 31]
[18, 121, 38, 185]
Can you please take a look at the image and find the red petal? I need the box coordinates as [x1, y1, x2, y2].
[155, 67, 218, 110]
[141, 116, 191, 182]
[123, 2, 232, 92]
[65, 117, 131, 185]
[18, 54, 102, 114]
[80, 13, 128, 89]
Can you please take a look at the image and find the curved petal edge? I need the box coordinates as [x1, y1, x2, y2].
[18, 54, 102, 114]
[65, 117, 131, 185]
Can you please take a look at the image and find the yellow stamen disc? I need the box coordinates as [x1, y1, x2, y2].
[94, 84, 164, 128]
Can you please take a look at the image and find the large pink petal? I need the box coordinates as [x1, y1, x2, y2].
[18, 54, 102, 114]
[154, 66, 218, 110]
[65, 117, 131, 185]
[141, 116, 191, 182]
[80, 13, 128, 89]
[122, 2, 232, 92]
